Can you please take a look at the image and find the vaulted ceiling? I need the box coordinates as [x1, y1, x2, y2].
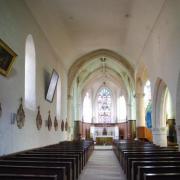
[25, 0, 165, 70]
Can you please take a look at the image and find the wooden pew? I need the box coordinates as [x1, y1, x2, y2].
[29, 150, 84, 169]
[124, 151, 180, 172]
[127, 156, 180, 180]
[0, 174, 58, 180]
[0, 160, 72, 180]
[131, 161, 180, 180]
[0, 165, 66, 180]
[0, 140, 94, 180]
[20, 152, 81, 173]
[137, 166, 180, 180]
[144, 173, 180, 180]
[113, 139, 180, 180]
[37, 149, 85, 167]
[5, 156, 77, 180]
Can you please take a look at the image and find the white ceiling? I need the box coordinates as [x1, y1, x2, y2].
[25, 0, 165, 70]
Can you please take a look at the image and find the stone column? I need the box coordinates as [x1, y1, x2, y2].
[152, 127, 168, 147]
[67, 94, 73, 140]
[136, 92, 146, 139]
[136, 92, 145, 127]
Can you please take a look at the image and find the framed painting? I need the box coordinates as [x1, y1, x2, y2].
[0, 39, 17, 76]
[45, 69, 59, 102]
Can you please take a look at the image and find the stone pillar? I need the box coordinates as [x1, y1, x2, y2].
[127, 103, 131, 120]
[136, 92, 145, 127]
[67, 94, 73, 140]
[136, 92, 146, 139]
[152, 127, 168, 147]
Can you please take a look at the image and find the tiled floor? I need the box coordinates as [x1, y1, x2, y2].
[79, 150, 126, 180]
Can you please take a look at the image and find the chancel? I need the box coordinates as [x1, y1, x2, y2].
[0, 0, 180, 180]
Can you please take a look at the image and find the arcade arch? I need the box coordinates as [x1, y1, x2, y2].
[152, 78, 176, 146]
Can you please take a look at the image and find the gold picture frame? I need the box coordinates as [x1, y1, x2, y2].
[0, 39, 17, 76]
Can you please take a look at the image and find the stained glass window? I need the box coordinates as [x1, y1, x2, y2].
[97, 87, 112, 123]
[144, 80, 152, 128]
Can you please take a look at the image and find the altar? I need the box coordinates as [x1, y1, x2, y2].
[96, 135, 113, 145]
[90, 125, 119, 144]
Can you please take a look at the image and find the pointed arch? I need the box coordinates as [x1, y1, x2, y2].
[68, 49, 134, 94]
[152, 77, 176, 146]
[152, 78, 169, 128]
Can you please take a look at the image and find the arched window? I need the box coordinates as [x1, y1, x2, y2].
[83, 92, 92, 123]
[97, 87, 112, 123]
[25, 34, 36, 110]
[144, 80, 152, 128]
[117, 96, 127, 122]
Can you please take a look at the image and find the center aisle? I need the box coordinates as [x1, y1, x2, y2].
[79, 150, 126, 180]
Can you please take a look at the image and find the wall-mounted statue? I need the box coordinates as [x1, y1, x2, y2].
[47, 110, 52, 131]
[36, 106, 42, 130]
[16, 97, 25, 129]
[54, 116, 58, 131]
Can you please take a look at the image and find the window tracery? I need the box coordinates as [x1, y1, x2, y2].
[97, 87, 112, 123]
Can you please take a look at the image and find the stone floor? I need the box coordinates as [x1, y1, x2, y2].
[79, 150, 126, 180]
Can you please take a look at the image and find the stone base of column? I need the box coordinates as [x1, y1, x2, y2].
[73, 120, 81, 140]
[152, 127, 167, 147]
[127, 120, 136, 139]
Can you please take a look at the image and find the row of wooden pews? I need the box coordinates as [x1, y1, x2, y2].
[113, 139, 180, 180]
[0, 140, 94, 180]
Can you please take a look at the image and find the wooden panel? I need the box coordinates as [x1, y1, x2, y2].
[137, 126, 153, 142]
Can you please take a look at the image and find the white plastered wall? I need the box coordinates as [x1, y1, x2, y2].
[0, 0, 68, 155]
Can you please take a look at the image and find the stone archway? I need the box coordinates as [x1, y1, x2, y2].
[68, 49, 134, 94]
[152, 78, 176, 147]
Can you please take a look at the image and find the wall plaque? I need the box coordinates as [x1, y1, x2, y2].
[47, 110, 52, 131]
[16, 98, 25, 129]
[54, 116, 58, 131]
[36, 106, 42, 130]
